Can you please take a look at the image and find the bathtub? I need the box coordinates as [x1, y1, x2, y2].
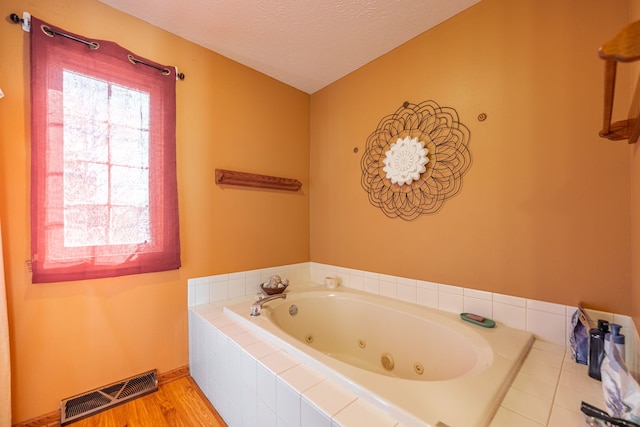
[224, 285, 534, 426]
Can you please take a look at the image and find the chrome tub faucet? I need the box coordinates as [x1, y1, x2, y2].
[250, 293, 287, 316]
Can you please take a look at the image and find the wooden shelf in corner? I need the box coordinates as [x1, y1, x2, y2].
[599, 20, 640, 144]
[599, 119, 637, 141]
[215, 169, 302, 191]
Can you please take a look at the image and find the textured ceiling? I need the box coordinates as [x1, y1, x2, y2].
[98, 0, 481, 94]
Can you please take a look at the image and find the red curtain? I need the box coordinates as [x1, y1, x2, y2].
[30, 16, 180, 283]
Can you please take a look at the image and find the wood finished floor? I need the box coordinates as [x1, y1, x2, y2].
[71, 376, 226, 427]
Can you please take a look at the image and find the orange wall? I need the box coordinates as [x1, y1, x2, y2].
[0, 0, 309, 422]
[310, 0, 633, 314]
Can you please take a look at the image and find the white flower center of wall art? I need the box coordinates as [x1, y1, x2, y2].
[383, 136, 429, 185]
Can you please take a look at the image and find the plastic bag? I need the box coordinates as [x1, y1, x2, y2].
[570, 304, 591, 365]
[601, 337, 640, 424]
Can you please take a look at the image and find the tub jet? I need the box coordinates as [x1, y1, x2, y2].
[381, 353, 394, 371]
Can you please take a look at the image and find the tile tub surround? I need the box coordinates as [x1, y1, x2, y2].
[188, 299, 624, 427]
[187, 262, 639, 376]
[187, 267, 640, 426]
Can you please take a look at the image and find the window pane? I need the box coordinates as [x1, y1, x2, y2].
[64, 205, 109, 247]
[110, 206, 150, 245]
[63, 70, 109, 122]
[63, 161, 109, 206]
[110, 84, 149, 129]
[110, 125, 149, 169]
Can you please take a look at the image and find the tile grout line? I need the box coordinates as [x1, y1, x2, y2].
[546, 349, 566, 427]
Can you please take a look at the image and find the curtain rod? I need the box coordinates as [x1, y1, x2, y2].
[9, 12, 185, 80]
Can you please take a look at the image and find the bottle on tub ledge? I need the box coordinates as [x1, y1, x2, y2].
[605, 323, 625, 364]
[588, 319, 609, 381]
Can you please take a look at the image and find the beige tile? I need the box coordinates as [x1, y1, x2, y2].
[258, 350, 300, 375]
[552, 385, 583, 413]
[230, 330, 260, 347]
[520, 357, 562, 385]
[244, 340, 280, 359]
[464, 288, 492, 300]
[532, 340, 566, 356]
[554, 384, 605, 413]
[527, 310, 566, 345]
[561, 353, 589, 376]
[501, 387, 552, 425]
[332, 399, 398, 427]
[527, 300, 566, 315]
[202, 310, 236, 327]
[489, 407, 544, 427]
[493, 293, 526, 307]
[525, 347, 565, 369]
[511, 371, 557, 401]
[558, 369, 604, 397]
[493, 302, 526, 330]
[278, 364, 325, 393]
[547, 405, 587, 427]
[302, 379, 358, 418]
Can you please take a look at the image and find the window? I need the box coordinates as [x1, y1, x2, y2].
[63, 71, 152, 248]
[30, 17, 180, 283]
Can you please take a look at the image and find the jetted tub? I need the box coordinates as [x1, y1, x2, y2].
[224, 285, 534, 427]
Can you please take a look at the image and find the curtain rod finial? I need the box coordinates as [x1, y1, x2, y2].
[9, 12, 30, 32]
[174, 67, 185, 81]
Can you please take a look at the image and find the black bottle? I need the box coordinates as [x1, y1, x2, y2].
[588, 319, 609, 381]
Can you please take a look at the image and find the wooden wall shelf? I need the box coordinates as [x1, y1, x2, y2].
[215, 169, 302, 191]
[599, 20, 640, 144]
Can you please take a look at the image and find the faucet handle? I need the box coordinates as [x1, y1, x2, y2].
[250, 304, 261, 317]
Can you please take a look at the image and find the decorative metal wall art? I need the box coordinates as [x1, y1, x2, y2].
[360, 100, 471, 220]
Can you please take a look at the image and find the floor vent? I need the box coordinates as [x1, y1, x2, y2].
[60, 369, 158, 425]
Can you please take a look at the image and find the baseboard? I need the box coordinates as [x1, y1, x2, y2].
[157, 365, 190, 385]
[12, 366, 190, 427]
[11, 410, 59, 427]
